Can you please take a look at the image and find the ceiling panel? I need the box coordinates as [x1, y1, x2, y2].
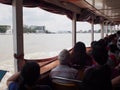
[85, 0, 120, 23]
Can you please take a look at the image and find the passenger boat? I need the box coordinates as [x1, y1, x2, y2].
[0, 0, 120, 89]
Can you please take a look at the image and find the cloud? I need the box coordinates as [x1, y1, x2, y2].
[0, 4, 100, 32]
[23, 7, 72, 32]
[0, 4, 12, 25]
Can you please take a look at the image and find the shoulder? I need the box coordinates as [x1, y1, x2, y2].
[112, 75, 120, 87]
[8, 82, 18, 90]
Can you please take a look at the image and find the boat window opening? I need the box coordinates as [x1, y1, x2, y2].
[23, 7, 72, 59]
[76, 22, 101, 47]
[0, 4, 13, 90]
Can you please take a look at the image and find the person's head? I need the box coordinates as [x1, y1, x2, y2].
[109, 44, 118, 53]
[73, 41, 86, 54]
[20, 61, 40, 86]
[116, 31, 120, 38]
[91, 41, 97, 48]
[117, 37, 120, 50]
[71, 41, 91, 68]
[58, 49, 70, 65]
[92, 42, 108, 65]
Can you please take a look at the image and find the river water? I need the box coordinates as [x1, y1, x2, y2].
[0, 33, 101, 61]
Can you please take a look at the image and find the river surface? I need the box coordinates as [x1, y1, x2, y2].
[0, 33, 101, 61]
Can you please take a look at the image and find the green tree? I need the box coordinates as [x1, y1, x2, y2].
[0, 25, 10, 33]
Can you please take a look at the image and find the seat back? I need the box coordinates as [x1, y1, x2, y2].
[51, 76, 82, 90]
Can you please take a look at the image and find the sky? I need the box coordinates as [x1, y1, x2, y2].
[0, 3, 101, 32]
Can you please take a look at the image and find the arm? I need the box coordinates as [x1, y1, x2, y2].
[6, 72, 20, 86]
[112, 75, 120, 87]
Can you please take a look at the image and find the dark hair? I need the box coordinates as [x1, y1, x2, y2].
[92, 42, 108, 65]
[71, 42, 92, 69]
[116, 31, 120, 37]
[18, 61, 40, 90]
[74, 42, 86, 54]
[109, 44, 118, 53]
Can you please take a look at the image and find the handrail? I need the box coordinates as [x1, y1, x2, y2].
[52, 76, 82, 83]
[25, 56, 58, 67]
[25, 48, 73, 62]
[24, 47, 91, 67]
[24, 56, 58, 62]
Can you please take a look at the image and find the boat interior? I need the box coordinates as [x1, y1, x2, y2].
[0, 0, 120, 90]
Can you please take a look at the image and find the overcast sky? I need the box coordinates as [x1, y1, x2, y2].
[0, 3, 100, 32]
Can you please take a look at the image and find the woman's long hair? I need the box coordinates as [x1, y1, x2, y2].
[18, 61, 40, 90]
[71, 42, 92, 69]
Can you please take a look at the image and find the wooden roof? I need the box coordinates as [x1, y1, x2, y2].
[0, 0, 120, 24]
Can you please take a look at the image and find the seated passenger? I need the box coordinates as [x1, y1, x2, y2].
[7, 61, 51, 90]
[82, 42, 113, 90]
[87, 41, 97, 57]
[88, 41, 109, 67]
[107, 44, 120, 79]
[70, 41, 93, 70]
[107, 44, 119, 68]
[70, 42, 93, 80]
[84, 41, 112, 76]
[116, 30, 120, 39]
[116, 37, 120, 61]
[82, 66, 113, 90]
[112, 75, 120, 89]
[50, 49, 78, 84]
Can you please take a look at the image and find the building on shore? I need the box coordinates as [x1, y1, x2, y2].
[30, 25, 46, 33]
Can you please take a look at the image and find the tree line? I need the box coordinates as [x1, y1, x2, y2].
[0, 25, 117, 33]
[0, 25, 10, 33]
[0, 25, 50, 33]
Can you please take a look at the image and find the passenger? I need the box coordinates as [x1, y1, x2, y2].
[50, 49, 78, 84]
[70, 41, 93, 70]
[107, 44, 120, 79]
[70, 42, 93, 80]
[112, 75, 120, 89]
[116, 30, 120, 39]
[107, 44, 119, 68]
[87, 41, 98, 65]
[7, 61, 51, 90]
[91, 41, 109, 66]
[84, 41, 111, 74]
[115, 37, 120, 67]
[82, 66, 113, 90]
[87, 40, 97, 57]
[82, 42, 113, 90]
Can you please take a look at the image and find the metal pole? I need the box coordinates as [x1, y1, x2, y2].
[105, 22, 108, 36]
[12, 0, 24, 72]
[101, 22, 104, 39]
[72, 13, 77, 47]
[91, 16, 94, 42]
[110, 23, 112, 34]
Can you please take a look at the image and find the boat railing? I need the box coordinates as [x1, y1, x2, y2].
[24, 47, 91, 74]
[24, 48, 74, 67]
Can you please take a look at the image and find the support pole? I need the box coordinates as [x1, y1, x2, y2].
[91, 17, 94, 42]
[117, 24, 119, 30]
[12, 0, 24, 72]
[72, 13, 77, 47]
[110, 23, 112, 34]
[101, 22, 104, 39]
[105, 22, 108, 36]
